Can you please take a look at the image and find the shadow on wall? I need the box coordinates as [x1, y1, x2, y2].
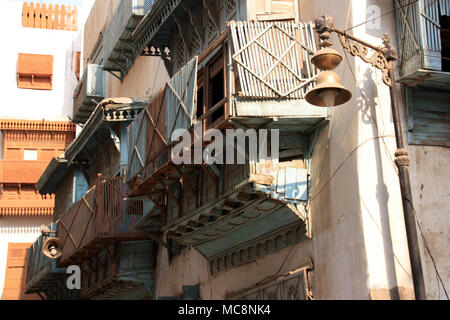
[357, 66, 403, 299]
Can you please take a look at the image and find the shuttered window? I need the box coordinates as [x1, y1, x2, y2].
[405, 86, 450, 147]
[1, 243, 40, 300]
[17, 53, 53, 90]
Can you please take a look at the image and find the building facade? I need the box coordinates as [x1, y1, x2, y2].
[24, 0, 449, 300]
[0, 0, 83, 299]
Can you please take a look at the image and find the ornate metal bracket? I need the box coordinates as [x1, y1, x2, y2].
[338, 33, 393, 87]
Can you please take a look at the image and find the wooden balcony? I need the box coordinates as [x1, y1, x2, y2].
[395, 0, 450, 88]
[57, 176, 148, 266]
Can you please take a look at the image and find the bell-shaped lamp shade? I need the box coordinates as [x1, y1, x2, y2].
[305, 71, 352, 107]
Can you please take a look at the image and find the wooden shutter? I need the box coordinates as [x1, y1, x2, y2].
[74, 51, 81, 80]
[17, 53, 53, 90]
[230, 21, 317, 99]
[127, 111, 147, 182]
[166, 56, 198, 142]
[1, 243, 40, 300]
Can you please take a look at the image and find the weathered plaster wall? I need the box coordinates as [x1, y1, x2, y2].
[397, 95, 450, 299]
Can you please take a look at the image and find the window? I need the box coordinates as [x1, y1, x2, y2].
[17, 53, 53, 90]
[74, 51, 81, 80]
[196, 50, 226, 127]
[1, 243, 40, 300]
[23, 149, 38, 160]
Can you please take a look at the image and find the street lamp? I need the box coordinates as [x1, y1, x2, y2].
[306, 15, 426, 300]
[305, 16, 351, 107]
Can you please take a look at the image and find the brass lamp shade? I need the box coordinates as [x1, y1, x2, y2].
[43, 237, 63, 259]
[311, 47, 343, 70]
[305, 71, 352, 107]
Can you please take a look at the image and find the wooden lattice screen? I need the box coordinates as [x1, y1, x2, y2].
[22, 2, 78, 31]
[229, 21, 318, 99]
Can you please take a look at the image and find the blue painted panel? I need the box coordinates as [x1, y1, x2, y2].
[73, 169, 89, 203]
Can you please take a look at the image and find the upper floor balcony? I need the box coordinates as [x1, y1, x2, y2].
[103, 0, 154, 79]
[56, 176, 147, 266]
[395, 0, 450, 88]
[72, 64, 105, 124]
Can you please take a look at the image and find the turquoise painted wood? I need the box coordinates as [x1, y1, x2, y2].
[73, 169, 89, 203]
[406, 86, 450, 147]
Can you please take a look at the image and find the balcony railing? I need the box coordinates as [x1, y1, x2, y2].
[73, 64, 105, 123]
[395, 0, 450, 87]
[57, 176, 147, 266]
[103, 0, 154, 79]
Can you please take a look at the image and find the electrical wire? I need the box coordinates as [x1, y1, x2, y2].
[344, 0, 420, 32]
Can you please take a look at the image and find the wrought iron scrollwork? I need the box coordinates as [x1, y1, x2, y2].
[338, 33, 393, 87]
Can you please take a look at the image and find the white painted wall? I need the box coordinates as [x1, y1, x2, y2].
[0, 0, 79, 120]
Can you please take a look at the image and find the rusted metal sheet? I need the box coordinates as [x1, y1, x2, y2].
[229, 20, 318, 99]
[57, 177, 145, 265]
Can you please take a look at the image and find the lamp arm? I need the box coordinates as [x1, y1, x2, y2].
[334, 29, 393, 87]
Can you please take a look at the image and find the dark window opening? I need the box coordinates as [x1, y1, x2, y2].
[210, 69, 224, 123]
[197, 86, 204, 119]
[440, 15, 450, 72]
